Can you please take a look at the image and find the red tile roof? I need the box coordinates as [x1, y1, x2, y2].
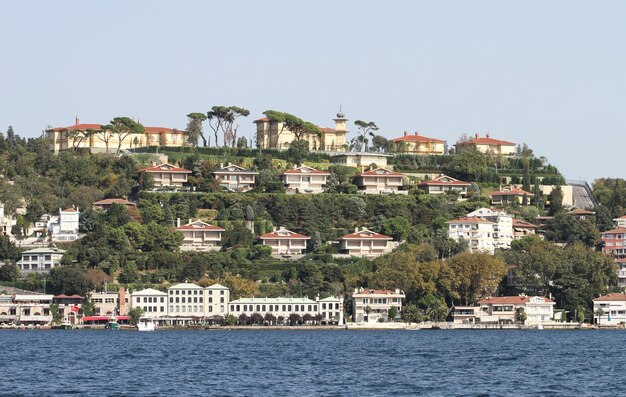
[259, 228, 310, 240]
[391, 132, 445, 143]
[418, 175, 470, 187]
[54, 294, 84, 299]
[253, 117, 270, 123]
[338, 229, 392, 240]
[479, 296, 554, 304]
[93, 198, 136, 206]
[62, 208, 79, 212]
[281, 166, 330, 175]
[594, 293, 626, 302]
[489, 187, 532, 196]
[176, 221, 225, 231]
[446, 217, 496, 225]
[467, 135, 515, 146]
[567, 208, 595, 215]
[52, 124, 183, 134]
[139, 163, 192, 174]
[601, 227, 626, 235]
[357, 168, 405, 177]
[512, 219, 539, 228]
[144, 126, 182, 134]
[353, 289, 403, 296]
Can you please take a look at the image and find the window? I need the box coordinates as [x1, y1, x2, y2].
[169, 297, 173, 303]
[262, 305, 266, 312]
[161, 297, 164, 303]
[160, 306, 164, 312]
[220, 297, 224, 303]
[136, 297, 141, 303]
[220, 305, 224, 313]
[208, 306, 212, 312]
[209, 297, 213, 303]
[143, 297, 147, 303]
[322, 303, 326, 310]
[220, 290, 224, 295]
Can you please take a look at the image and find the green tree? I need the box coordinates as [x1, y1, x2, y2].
[207, 106, 250, 147]
[447, 252, 506, 305]
[547, 185, 564, 215]
[516, 307, 527, 323]
[263, 110, 322, 147]
[371, 135, 389, 153]
[0, 235, 19, 261]
[387, 306, 398, 321]
[286, 140, 310, 166]
[128, 307, 144, 325]
[102, 117, 145, 155]
[186, 112, 207, 146]
[0, 263, 19, 282]
[49, 267, 91, 296]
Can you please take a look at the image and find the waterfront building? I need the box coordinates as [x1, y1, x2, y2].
[390, 131, 446, 155]
[93, 198, 136, 210]
[478, 296, 555, 325]
[353, 168, 408, 195]
[0, 293, 54, 326]
[16, 247, 65, 274]
[259, 227, 310, 256]
[167, 282, 208, 317]
[131, 288, 168, 318]
[450, 306, 481, 324]
[52, 294, 83, 325]
[455, 133, 516, 156]
[280, 165, 330, 194]
[489, 186, 533, 206]
[46, 117, 188, 153]
[228, 297, 320, 324]
[418, 175, 471, 197]
[593, 293, 626, 326]
[89, 288, 129, 316]
[330, 152, 390, 169]
[352, 288, 405, 323]
[336, 228, 394, 258]
[176, 219, 225, 252]
[254, 111, 348, 152]
[206, 283, 229, 316]
[212, 163, 258, 192]
[446, 217, 496, 254]
[138, 163, 192, 187]
[317, 296, 344, 324]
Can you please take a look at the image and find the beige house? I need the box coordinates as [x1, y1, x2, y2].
[259, 227, 310, 256]
[254, 111, 348, 151]
[352, 288, 405, 323]
[418, 174, 471, 197]
[176, 219, 225, 252]
[489, 186, 533, 206]
[281, 165, 330, 194]
[130, 288, 168, 318]
[337, 228, 393, 258]
[139, 163, 192, 187]
[478, 296, 555, 325]
[213, 163, 258, 192]
[46, 117, 188, 153]
[354, 168, 407, 195]
[330, 152, 390, 169]
[89, 288, 129, 316]
[0, 293, 54, 326]
[512, 219, 539, 239]
[456, 133, 516, 156]
[390, 131, 446, 155]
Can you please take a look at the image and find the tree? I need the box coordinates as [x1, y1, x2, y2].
[223, 222, 254, 248]
[224, 313, 237, 326]
[288, 313, 301, 326]
[102, 117, 145, 155]
[516, 307, 527, 323]
[400, 304, 422, 323]
[447, 252, 507, 305]
[351, 120, 379, 152]
[128, 307, 144, 325]
[286, 140, 309, 166]
[371, 135, 389, 153]
[207, 106, 250, 147]
[387, 306, 398, 322]
[0, 263, 19, 282]
[88, 126, 112, 154]
[263, 110, 322, 147]
[595, 308, 604, 325]
[0, 235, 19, 261]
[186, 113, 207, 146]
[65, 128, 93, 150]
[49, 267, 91, 296]
[547, 185, 564, 215]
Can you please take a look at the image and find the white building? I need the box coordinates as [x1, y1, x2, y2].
[0, 203, 16, 236]
[593, 293, 626, 326]
[466, 208, 514, 250]
[318, 296, 344, 324]
[0, 292, 54, 325]
[352, 288, 405, 323]
[213, 163, 258, 192]
[354, 168, 407, 195]
[418, 175, 471, 197]
[280, 165, 330, 194]
[478, 296, 555, 325]
[16, 247, 65, 274]
[330, 152, 390, 169]
[228, 297, 321, 324]
[206, 283, 229, 316]
[167, 282, 207, 318]
[336, 228, 394, 258]
[446, 217, 496, 254]
[48, 207, 80, 242]
[176, 219, 225, 252]
[259, 227, 310, 256]
[131, 288, 168, 318]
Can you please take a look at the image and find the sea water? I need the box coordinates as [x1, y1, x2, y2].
[0, 329, 622, 396]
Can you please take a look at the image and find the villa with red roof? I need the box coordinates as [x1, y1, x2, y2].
[46, 117, 188, 153]
[254, 111, 348, 152]
[478, 296, 555, 325]
[213, 163, 258, 192]
[456, 133, 516, 156]
[259, 227, 310, 256]
[489, 186, 533, 206]
[352, 287, 405, 323]
[446, 217, 497, 254]
[281, 165, 330, 194]
[354, 168, 407, 195]
[139, 163, 192, 187]
[418, 174, 471, 197]
[337, 228, 394, 258]
[93, 198, 136, 210]
[593, 293, 626, 325]
[176, 220, 225, 252]
[390, 131, 446, 155]
[512, 219, 539, 239]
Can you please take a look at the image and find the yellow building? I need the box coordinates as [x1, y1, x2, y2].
[390, 131, 446, 155]
[46, 117, 188, 153]
[254, 111, 348, 151]
[456, 133, 516, 156]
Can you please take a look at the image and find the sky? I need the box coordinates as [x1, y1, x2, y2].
[1, 1, 624, 182]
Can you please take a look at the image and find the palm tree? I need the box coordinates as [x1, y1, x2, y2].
[364, 305, 372, 322]
[595, 308, 605, 326]
[425, 301, 448, 322]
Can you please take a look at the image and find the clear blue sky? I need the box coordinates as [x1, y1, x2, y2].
[1, 1, 624, 181]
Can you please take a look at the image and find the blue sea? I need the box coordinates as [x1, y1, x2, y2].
[0, 329, 622, 396]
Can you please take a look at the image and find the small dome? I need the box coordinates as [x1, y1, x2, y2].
[336, 111, 345, 118]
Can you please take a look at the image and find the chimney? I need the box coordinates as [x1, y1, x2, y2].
[189, 219, 192, 225]
[176, 218, 180, 227]
[403, 131, 408, 137]
[75, 116, 80, 126]
[220, 163, 223, 168]
[273, 226, 277, 232]
[414, 131, 419, 136]
[475, 133, 479, 139]
[486, 133, 490, 138]
[118, 287, 126, 315]
[354, 227, 359, 233]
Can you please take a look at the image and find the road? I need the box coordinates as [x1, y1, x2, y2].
[570, 184, 595, 209]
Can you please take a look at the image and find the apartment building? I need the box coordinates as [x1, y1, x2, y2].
[352, 288, 405, 323]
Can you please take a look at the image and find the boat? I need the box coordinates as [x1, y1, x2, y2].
[137, 316, 156, 332]
[105, 315, 120, 330]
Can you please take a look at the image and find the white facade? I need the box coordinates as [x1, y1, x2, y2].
[228, 296, 344, 324]
[167, 282, 207, 317]
[337, 228, 394, 258]
[16, 247, 65, 274]
[318, 296, 344, 324]
[447, 217, 496, 254]
[466, 208, 514, 250]
[352, 288, 405, 323]
[0, 203, 16, 236]
[176, 219, 224, 252]
[259, 227, 310, 256]
[206, 284, 229, 316]
[478, 296, 555, 325]
[281, 166, 330, 194]
[131, 288, 168, 318]
[0, 293, 54, 325]
[49, 208, 80, 242]
[593, 293, 626, 326]
[213, 163, 258, 192]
